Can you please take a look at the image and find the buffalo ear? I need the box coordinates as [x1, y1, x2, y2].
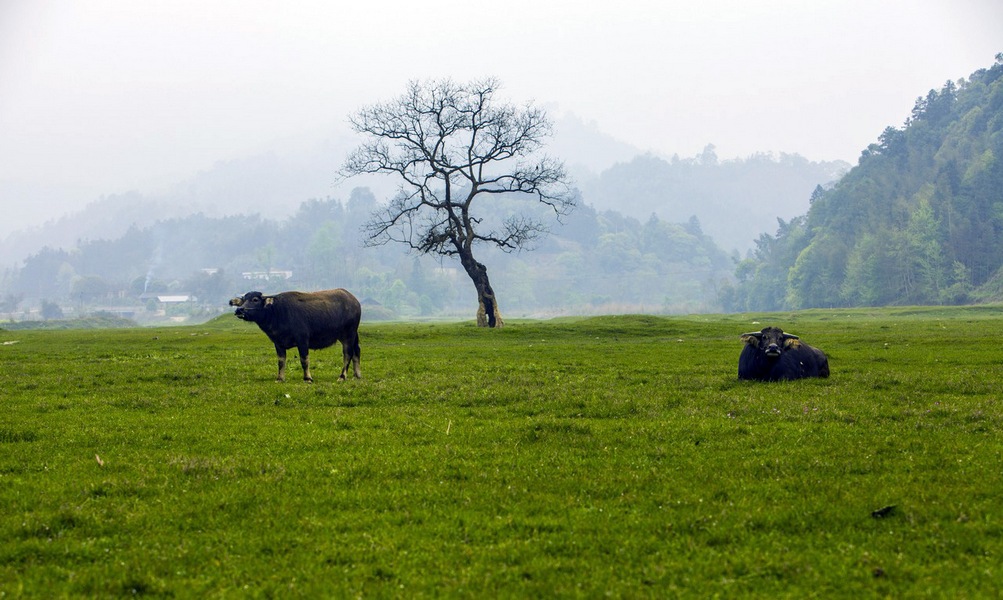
[784, 335, 802, 349]
[229, 297, 244, 307]
[264, 297, 275, 307]
[740, 333, 761, 345]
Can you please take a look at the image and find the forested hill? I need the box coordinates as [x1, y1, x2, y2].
[723, 54, 1003, 312]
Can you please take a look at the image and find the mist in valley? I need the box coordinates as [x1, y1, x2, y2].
[2, 1, 998, 323]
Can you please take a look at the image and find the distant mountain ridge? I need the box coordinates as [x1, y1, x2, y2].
[0, 114, 846, 267]
[579, 148, 848, 252]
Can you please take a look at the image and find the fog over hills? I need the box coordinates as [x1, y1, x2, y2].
[0, 115, 847, 269]
[584, 150, 848, 252]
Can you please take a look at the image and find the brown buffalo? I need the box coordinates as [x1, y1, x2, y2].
[229, 289, 361, 382]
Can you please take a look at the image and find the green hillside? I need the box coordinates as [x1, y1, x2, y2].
[725, 54, 1003, 311]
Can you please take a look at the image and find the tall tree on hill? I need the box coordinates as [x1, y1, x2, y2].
[341, 78, 575, 327]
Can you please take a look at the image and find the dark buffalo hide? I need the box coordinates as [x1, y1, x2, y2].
[230, 289, 361, 382]
[738, 326, 829, 381]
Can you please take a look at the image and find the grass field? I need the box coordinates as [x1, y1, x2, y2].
[2, 307, 1001, 597]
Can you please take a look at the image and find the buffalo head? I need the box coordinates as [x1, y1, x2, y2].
[229, 291, 273, 322]
[740, 326, 800, 358]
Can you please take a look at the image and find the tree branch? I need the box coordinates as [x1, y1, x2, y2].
[343, 77, 577, 259]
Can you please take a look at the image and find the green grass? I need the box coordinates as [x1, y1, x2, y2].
[2, 307, 1002, 597]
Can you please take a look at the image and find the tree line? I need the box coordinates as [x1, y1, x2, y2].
[1, 188, 734, 321]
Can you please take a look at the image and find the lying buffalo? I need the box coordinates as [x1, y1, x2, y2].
[229, 289, 361, 382]
[738, 326, 829, 381]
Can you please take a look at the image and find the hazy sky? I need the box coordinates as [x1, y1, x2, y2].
[1, 0, 1000, 234]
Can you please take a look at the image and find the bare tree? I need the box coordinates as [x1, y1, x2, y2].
[341, 78, 575, 327]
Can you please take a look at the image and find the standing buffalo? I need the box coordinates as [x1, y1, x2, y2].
[738, 326, 829, 381]
[229, 289, 361, 382]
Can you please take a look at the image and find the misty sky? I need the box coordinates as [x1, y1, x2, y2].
[1, 0, 1000, 236]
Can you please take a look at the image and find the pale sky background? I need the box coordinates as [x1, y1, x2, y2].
[1, 0, 1000, 236]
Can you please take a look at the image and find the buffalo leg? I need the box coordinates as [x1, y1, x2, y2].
[298, 345, 313, 382]
[339, 336, 361, 380]
[351, 335, 361, 379]
[275, 345, 287, 382]
[339, 342, 351, 381]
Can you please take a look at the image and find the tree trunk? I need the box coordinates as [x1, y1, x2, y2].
[459, 252, 503, 328]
